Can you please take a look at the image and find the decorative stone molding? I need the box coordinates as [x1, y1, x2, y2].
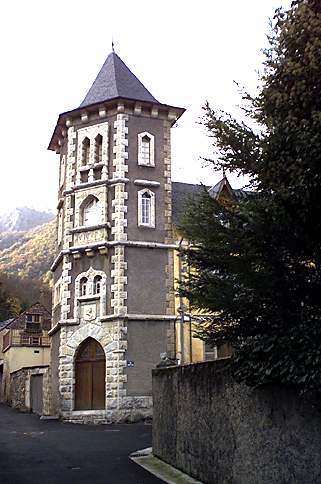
[113, 114, 129, 180]
[74, 185, 107, 228]
[100, 313, 177, 322]
[137, 131, 155, 166]
[61, 255, 72, 321]
[76, 122, 109, 184]
[58, 320, 128, 416]
[111, 247, 127, 315]
[50, 240, 178, 273]
[134, 179, 160, 187]
[137, 188, 156, 228]
[110, 114, 128, 318]
[163, 120, 173, 244]
[74, 267, 107, 320]
[66, 126, 76, 191]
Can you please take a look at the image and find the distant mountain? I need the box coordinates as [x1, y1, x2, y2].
[0, 207, 55, 233]
[0, 221, 56, 280]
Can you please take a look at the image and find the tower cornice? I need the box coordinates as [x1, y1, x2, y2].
[48, 97, 185, 153]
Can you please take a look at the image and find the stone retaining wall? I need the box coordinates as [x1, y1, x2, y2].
[9, 365, 50, 415]
[152, 360, 321, 484]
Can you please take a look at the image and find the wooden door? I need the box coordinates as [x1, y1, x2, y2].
[75, 338, 105, 410]
[30, 374, 43, 415]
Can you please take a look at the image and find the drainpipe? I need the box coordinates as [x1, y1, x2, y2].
[178, 238, 185, 364]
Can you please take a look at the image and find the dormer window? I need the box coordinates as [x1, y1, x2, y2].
[138, 132, 155, 166]
[82, 137, 90, 166]
[80, 277, 88, 296]
[82, 196, 101, 227]
[25, 313, 41, 332]
[138, 189, 155, 228]
[95, 134, 103, 163]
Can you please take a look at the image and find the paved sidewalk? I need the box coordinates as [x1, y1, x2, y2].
[0, 403, 163, 484]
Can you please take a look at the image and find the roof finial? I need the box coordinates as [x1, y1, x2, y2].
[222, 167, 226, 178]
[112, 38, 115, 52]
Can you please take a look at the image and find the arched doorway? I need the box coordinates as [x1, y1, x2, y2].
[75, 338, 105, 410]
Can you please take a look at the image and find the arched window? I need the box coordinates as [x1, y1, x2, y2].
[138, 189, 155, 227]
[82, 137, 90, 166]
[95, 134, 103, 163]
[141, 191, 151, 224]
[138, 132, 155, 166]
[80, 277, 88, 296]
[93, 275, 102, 295]
[82, 197, 101, 227]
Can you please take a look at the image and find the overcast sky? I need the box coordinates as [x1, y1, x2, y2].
[0, 0, 291, 212]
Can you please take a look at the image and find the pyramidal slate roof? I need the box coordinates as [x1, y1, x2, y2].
[79, 51, 159, 108]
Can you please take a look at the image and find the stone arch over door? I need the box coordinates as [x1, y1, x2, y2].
[75, 337, 106, 410]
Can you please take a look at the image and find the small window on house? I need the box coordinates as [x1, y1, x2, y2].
[138, 132, 155, 166]
[80, 277, 88, 296]
[82, 137, 90, 166]
[26, 314, 40, 323]
[138, 189, 155, 228]
[93, 275, 102, 295]
[82, 197, 101, 227]
[95, 134, 103, 163]
[204, 341, 218, 361]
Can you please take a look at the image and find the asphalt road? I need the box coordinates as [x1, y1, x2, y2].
[0, 404, 164, 484]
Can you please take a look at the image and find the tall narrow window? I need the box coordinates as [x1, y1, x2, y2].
[57, 209, 63, 245]
[82, 197, 101, 227]
[138, 189, 155, 228]
[142, 192, 151, 224]
[141, 136, 150, 164]
[138, 132, 155, 166]
[80, 277, 88, 296]
[82, 137, 90, 166]
[95, 134, 103, 163]
[60, 155, 66, 188]
[93, 275, 102, 295]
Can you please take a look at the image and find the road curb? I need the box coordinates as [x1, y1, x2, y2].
[129, 448, 204, 484]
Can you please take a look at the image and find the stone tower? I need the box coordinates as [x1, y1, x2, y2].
[48, 51, 185, 422]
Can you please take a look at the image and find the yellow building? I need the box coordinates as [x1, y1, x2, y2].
[0, 303, 51, 406]
[172, 176, 243, 364]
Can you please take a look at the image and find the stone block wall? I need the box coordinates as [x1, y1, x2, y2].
[9, 366, 50, 415]
[152, 360, 321, 484]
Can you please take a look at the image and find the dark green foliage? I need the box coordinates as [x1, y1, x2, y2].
[180, 0, 321, 394]
[0, 279, 20, 320]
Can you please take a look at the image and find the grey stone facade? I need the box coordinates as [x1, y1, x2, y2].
[48, 51, 184, 422]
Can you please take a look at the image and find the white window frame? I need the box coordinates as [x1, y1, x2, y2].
[59, 155, 66, 188]
[57, 209, 63, 245]
[53, 277, 62, 308]
[93, 275, 102, 295]
[138, 189, 155, 228]
[80, 277, 88, 296]
[138, 132, 155, 167]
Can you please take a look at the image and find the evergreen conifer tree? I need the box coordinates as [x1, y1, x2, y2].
[180, 0, 321, 393]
